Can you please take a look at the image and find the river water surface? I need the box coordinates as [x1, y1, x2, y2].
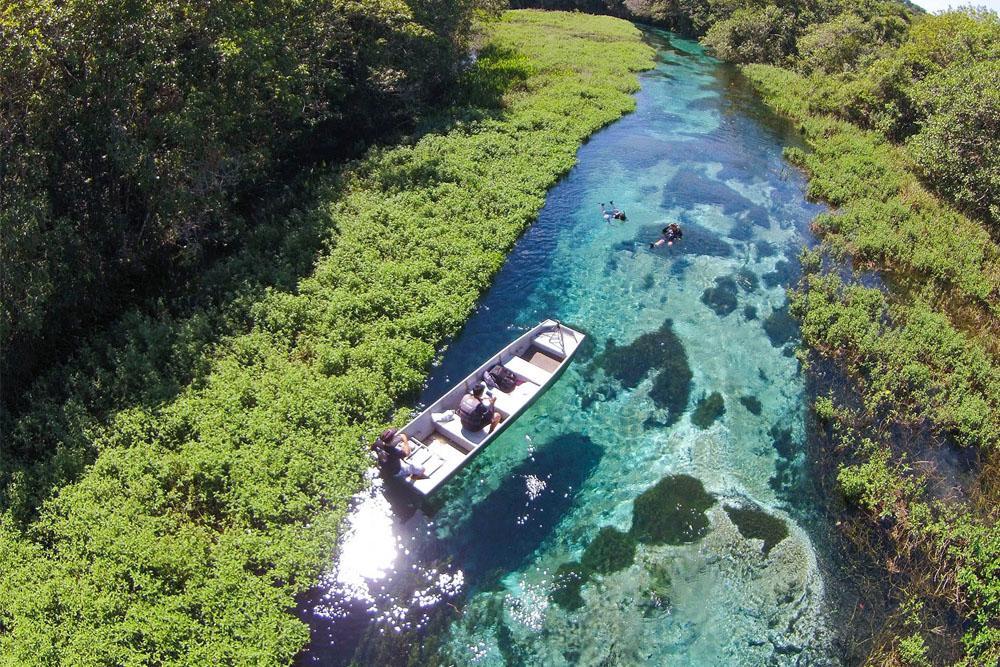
[297, 28, 835, 665]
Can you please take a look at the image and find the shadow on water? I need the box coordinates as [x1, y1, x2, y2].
[445, 432, 603, 582]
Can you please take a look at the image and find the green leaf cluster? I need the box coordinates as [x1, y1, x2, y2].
[0, 12, 654, 665]
[1, 0, 499, 397]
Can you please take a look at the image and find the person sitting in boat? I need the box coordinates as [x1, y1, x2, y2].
[372, 428, 426, 480]
[650, 222, 682, 248]
[457, 383, 502, 433]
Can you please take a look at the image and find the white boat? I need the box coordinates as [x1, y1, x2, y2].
[396, 319, 584, 496]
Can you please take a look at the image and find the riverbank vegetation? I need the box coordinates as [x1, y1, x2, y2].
[1, 0, 504, 399]
[695, 2, 999, 664]
[745, 39, 1000, 665]
[739, 9, 1000, 664]
[0, 10, 653, 664]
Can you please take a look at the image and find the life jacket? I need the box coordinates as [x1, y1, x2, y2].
[458, 394, 490, 430]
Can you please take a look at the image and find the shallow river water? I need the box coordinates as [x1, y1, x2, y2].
[296, 28, 836, 666]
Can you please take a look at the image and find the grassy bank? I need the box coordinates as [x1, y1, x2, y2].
[743, 63, 1000, 665]
[0, 11, 653, 665]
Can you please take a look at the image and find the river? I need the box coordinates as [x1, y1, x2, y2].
[295, 27, 836, 665]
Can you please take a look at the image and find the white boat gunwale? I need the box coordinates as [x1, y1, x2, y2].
[394, 319, 584, 497]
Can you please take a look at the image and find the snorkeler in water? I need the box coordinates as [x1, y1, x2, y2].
[650, 223, 682, 248]
[600, 201, 627, 222]
[600, 202, 613, 224]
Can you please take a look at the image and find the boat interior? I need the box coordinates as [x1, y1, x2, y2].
[404, 325, 579, 495]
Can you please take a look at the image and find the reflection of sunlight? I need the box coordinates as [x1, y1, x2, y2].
[507, 574, 549, 632]
[312, 473, 468, 627]
[326, 481, 398, 610]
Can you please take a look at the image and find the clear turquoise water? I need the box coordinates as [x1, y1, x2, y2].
[297, 28, 834, 666]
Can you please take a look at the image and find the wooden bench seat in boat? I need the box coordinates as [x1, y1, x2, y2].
[531, 331, 569, 360]
[404, 441, 446, 477]
[435, 417, 486, 451]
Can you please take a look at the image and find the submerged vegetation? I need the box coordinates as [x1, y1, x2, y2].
[724, 505, 788, 556]
[589, 318, 693, 425]
[691, 391, 725, 429]
[581, 526, 637, 575]
[0, 11, 653, 664]
[700, 276, 739, 317]
[630, 474, 714, 545]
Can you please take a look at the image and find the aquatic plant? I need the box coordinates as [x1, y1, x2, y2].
[755, 240, 777, 257]
[630, 474, 714, 545]
[728, 220, 755, 241]
[663, 169, 759, 221]
[762, 305, 798, 347]
[550, 562, 587, 611]
[691, 391, 725, 428]
[769, 424, 796, 460]
[642, 272, 655, 290]
[496, 620, 530, 666]
[739, 395, 763, 415]
[724, 505, 789, 556]
[743, 304, 758, 320]
[762, 259, 796, 289]
[700, 276, 739, 316]
[590, 319, 692, 425]
[581, 527, 637, 576]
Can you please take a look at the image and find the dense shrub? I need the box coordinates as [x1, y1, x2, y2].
[0, 0, 499, 396]
[907, 60, 1000, 225]
[702, 5, 796, 65]
[0, 12, 654, 664]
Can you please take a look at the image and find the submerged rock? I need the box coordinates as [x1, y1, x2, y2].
[701, 276, 739, 316]
[724, 505, 789, 556]
[631, 474, 714, 545]
[581, 527, 637, 576]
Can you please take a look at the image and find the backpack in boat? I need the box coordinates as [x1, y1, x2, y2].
[487, 364, 517, 393]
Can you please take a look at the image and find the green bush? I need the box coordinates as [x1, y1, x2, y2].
[0, 12, 654, 665]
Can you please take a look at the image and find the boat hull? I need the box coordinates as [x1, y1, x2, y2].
[393, 320, 584, 497]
